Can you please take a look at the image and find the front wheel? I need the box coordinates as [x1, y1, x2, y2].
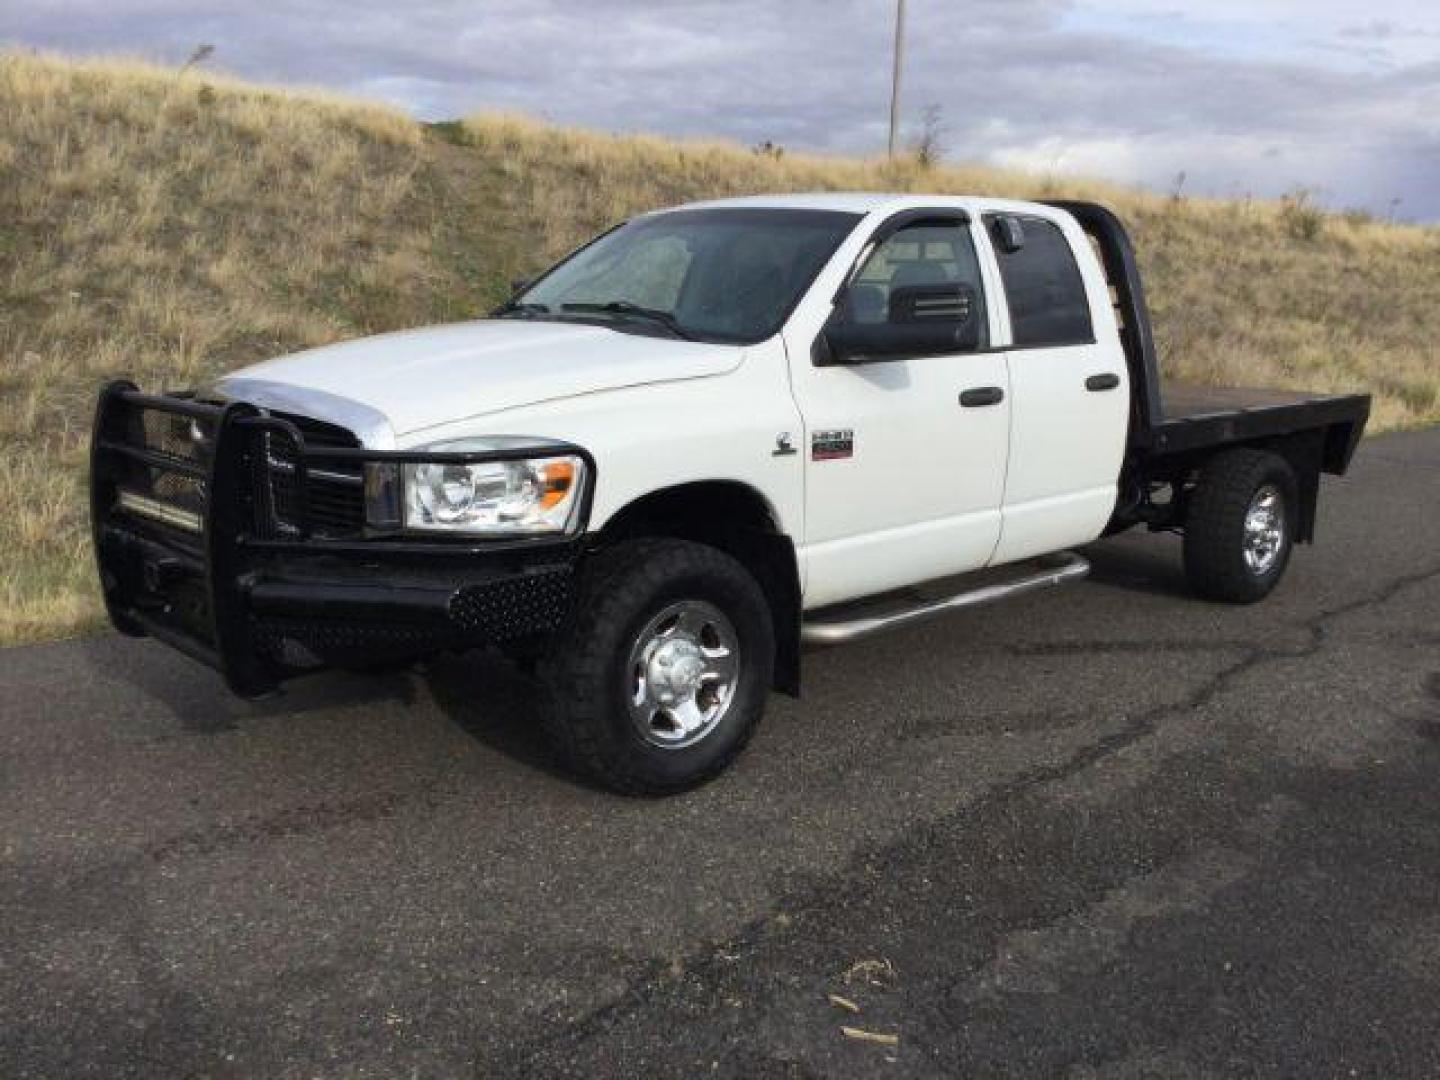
[541, 538, 774, 795]
[1183, 448, 1297, 603]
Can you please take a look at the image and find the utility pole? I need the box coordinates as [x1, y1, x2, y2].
[887, 0, 906, 158]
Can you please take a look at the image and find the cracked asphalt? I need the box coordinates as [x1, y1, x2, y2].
[3, 428, 1438, 1078]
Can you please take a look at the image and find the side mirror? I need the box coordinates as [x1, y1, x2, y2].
[815, 283, 981, 366]
[509, 275, 534, 294]
[990, 215, 1025, 254]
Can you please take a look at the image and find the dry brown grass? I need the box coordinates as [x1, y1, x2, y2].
[2, 50, 1438, 645]
[1, 51, 445, 645]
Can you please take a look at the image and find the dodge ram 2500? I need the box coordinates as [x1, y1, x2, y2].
[91, 195, 1370, 793]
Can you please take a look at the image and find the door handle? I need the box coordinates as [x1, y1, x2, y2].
[959, 386, 1005, 408]
[1085, 373, 1121, 392]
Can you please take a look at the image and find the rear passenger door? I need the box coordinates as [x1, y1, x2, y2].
[983, 212, 1129, 564]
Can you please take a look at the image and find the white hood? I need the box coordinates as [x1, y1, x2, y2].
[215, 319, 741, 443]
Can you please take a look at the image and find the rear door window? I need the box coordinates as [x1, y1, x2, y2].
[987, 216, 1093, 348]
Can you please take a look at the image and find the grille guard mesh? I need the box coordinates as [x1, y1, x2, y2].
[90, 382, 592, 695]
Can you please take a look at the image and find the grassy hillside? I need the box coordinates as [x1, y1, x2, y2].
[2, 50, 1438, 645]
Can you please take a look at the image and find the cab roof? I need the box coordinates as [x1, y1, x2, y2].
[660, 192, 1067, 220]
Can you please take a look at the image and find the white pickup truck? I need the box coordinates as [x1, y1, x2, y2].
[91, 195, 1370, 793]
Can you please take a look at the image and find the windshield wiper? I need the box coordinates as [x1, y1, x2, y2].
[491, 299, 551, 318]
[560, 301, 694, 340]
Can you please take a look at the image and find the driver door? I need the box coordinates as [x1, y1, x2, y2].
[786, 212, 1011, 609]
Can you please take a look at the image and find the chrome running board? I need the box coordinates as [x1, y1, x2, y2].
[800, 551, 1090, 646]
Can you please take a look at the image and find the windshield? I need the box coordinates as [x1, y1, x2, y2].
[504, 208, 861, 345]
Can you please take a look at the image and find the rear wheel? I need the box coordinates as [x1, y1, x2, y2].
[542, 538, 774, 795]
[1183, 448, 1297, 603]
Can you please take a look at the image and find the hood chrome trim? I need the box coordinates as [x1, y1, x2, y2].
[210, 377, 397, 449]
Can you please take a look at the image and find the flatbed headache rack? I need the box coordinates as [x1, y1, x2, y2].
[1045, 201, 1370, 544]
[1047, 200, 1370, 470]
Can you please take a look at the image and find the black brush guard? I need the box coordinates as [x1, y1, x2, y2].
[90, 381, 591, 696]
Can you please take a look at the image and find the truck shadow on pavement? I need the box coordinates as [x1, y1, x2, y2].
[77, 633, 421, 734]
[1081, 540, 1193, 599]
[73, 540, 1192, 782]
[421, 649, 587, 786]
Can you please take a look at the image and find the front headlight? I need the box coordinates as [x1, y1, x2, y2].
[379, 438, 587, 536]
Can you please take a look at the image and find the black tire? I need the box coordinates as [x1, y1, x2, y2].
[541, 538, 774, 795]
[1183, 448, 1297, 603]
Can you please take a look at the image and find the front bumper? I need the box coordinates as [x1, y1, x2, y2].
[90, 382, 589, 696]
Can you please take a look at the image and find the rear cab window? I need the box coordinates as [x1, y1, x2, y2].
[985, 214, 1094, 348]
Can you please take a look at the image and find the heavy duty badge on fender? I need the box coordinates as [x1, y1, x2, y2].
[811, 428, 854, 461]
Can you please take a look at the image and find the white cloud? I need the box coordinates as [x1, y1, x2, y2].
[1067, 0, 1440, 67]
[2, 0, 1438, 218]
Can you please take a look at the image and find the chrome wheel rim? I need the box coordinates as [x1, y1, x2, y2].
[1243, 484, 1285, 575]
[626, 600, 740, 749]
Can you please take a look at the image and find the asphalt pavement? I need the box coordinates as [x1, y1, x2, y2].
[2, 428, 1438, 1078]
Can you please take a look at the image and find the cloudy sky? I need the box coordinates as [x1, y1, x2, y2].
[5, 1, 1439, 218]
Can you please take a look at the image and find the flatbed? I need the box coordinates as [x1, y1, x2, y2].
[1151, 384, 1368, 463]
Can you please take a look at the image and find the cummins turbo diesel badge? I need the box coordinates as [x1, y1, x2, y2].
[811, 429, 854, 461]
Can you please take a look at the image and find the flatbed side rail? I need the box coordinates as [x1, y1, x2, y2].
[1147, 393, 1371, 473]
